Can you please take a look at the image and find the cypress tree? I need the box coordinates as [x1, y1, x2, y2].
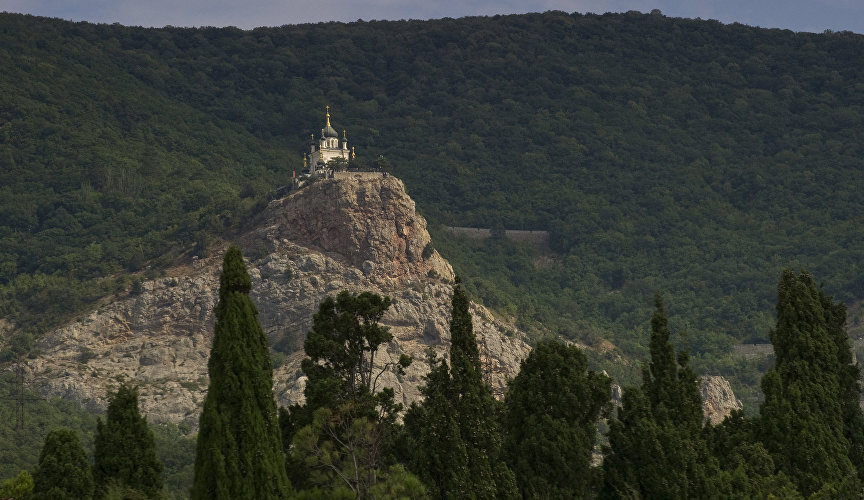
[404, 354, 470, 499]
[820, 288, 864, 479]
[406, 278, 517, 499]
[33, 429, 94, 500]
[709, 410, 803, 498]
[758, 270, 859, 495]
[191, 246, 290, 500]
[92, 383, 163, 499]
[643, 295, 702, 429]
[602, 294, 720, 499]
[502, 340, 610, 498]
[601, 386, 666, 499]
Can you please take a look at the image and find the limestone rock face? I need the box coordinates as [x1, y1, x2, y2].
[701, 375, 744, 425]
[25, 173, 527, 429]
[247, 172, 454, 286]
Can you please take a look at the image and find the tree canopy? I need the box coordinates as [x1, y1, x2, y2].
[92, 383, 163, 499]
[405, 280, 517, 499]
[282, 290, 419, 498]
[3, 10, 864, 497]
[757, 270, 861, 495]
[3, 11, 864, 371]
[192, 246, 290, 499]
[503, 340, 610, 498]
[33, 428, 94, 500]
[602, 295, 720, 499]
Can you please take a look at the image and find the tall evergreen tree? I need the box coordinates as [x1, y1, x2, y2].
[33, 429, 94, 500]
[820, 287, 864, 479]
[601, 294, 720, 499]
[403, 354, 470, 499]
[191, 246, 290, 500]
[92, 383, 163, 499]
[643, 295, 702, 429]
[709, 410, 802, 498]
[282, 290, 414, 498]
[405, 278, 517, 499]
[758, 270, 860, 496]
[502, 340, 610, 499]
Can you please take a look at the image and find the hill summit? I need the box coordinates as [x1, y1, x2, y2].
[24, 173, 530, 428]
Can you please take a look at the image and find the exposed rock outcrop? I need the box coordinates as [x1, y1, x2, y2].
[21, 172, 739, 430]
[25, 173, 529, 429]
[701, 375, 744, 425]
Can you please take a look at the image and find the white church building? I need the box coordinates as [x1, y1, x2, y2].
[304, 106, 353, 176]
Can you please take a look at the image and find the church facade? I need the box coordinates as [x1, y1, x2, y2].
[305, 106, 352, 176]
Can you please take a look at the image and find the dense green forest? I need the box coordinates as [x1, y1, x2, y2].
[2, 10, 864, 366]
[4, 10, 864, 497]
[10, 262, 860, 498]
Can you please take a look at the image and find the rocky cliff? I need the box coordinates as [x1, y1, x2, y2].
[701, 375, 744, 425]
[25, 173, 530, 428]
[22, 171, 739, 430]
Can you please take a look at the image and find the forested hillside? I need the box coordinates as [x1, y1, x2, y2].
[2, 10, 864, 363]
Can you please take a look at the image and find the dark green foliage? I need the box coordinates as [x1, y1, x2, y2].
[709, 411, 802, 498]
[821, 289, 864, 479]
[758, 270, 860, 496]
[708, 271, 864, 497]
[151, 424, 196, 500]
[299, 290, 403, 415]
[0, 372, 97, 483]
[0, 377, 192, 499]
[0, 14, 292, 337]
[405, 280, 517, 499]
[503, 340, 610, 498]
[643, 295, 703, 430]
[601, 387, 665, 499]
[192, 246, 290, 499]
[283, 290, 413, 498]
[366, 464, 428, 499]
[403, 355, 470, 498]
[33, 429, 93, 500]
[602, 295, 720, 499]
[5, 11, 864, 370]
[4, 10, 864, 496]
[92, 383, 163, 499]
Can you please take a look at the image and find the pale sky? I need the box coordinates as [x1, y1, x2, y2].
[1, 0, 862, 34]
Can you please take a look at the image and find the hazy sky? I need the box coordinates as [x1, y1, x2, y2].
[1, 0, 862, 34]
